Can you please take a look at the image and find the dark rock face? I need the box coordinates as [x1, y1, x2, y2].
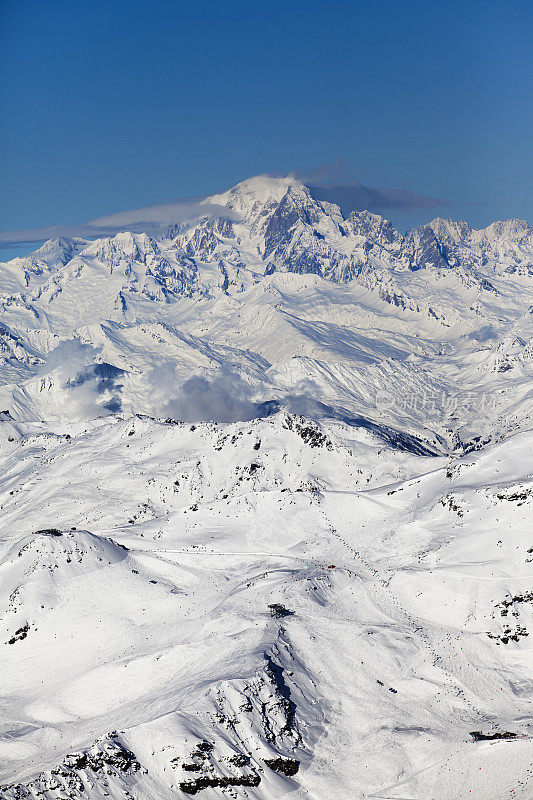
[404, 226, 449, 271]
[171, 739, 262, 796]
[7, 623, 29, 644]
[283, 415, 334, 450]
[179, 774, 261, 794]
[470, 731, 520, 742]
[63, 744, 140, 773]
[264, 655, 298, 738]
[268, 603, 294, 619]
[1, 738, 142, 799]
[264, 756, 300, 776]
[486, 591, 532, 644]
[263, 192, 307, 260]
[34, 528, 62, 536]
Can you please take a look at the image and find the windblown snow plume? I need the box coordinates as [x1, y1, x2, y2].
[1, 175, 533, 800]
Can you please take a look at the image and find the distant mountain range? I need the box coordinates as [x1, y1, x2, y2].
[0, 174, 531, 447]
[1, 175, 532, 800]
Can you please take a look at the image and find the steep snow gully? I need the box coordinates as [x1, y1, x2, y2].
[0, 175, 532, 799]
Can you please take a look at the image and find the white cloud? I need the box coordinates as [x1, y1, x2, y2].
[0, 199, 240, 247]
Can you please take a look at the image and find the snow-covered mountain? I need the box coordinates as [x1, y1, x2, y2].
[1, 175, 532, 799]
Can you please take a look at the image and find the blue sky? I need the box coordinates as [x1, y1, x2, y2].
[1, 0, 532, 258]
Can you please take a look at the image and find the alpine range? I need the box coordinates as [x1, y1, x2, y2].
[1, 174, 533, 800]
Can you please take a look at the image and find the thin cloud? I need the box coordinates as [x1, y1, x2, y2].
[0, 199, 241, 248]
[288, 159, 449, 212]
[291, 159, 351, 184]
[308, 183, 449, 213]
[0, 170, 449, 250]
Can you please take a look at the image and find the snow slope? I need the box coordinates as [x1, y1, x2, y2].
[0, 175, 532, 799]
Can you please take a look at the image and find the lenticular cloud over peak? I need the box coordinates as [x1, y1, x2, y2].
[0, 196, 241, 247]
[0, 172, 451, 248]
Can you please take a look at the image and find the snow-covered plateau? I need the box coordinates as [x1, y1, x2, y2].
[0, 175, 532, 799]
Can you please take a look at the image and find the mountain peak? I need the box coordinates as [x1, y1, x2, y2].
[207, 174, 306, 225]
[11, 236, 89, 269]
[210, 174, 303, 204]
[483, 218, 532, 242]
[427, 217, 472, 242]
